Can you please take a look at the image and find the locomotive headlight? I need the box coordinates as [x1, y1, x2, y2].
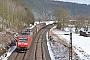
[24, 43, 27, 45]
[18, 42, 21, 44]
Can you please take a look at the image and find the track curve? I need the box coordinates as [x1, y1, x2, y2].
[8, 24, 55, 60]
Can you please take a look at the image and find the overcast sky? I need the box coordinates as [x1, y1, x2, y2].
[55, 0, 90, 5]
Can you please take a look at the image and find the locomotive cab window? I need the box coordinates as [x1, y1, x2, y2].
[19, 38, 28, 41]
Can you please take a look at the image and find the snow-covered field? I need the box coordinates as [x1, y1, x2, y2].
[49, 27, 90, 60]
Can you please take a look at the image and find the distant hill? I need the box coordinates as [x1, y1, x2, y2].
[23, 0, 90, 18]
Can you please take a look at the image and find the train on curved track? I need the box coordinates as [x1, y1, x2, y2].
[15, 23, 46, 51]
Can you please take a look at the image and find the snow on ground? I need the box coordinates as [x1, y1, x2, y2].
[46, 26, 79, 60]
[46, 32, 55, 60]
[0, 46, 16, 60]
[34, 21, 56, 25]
[50, 28, 90, 60]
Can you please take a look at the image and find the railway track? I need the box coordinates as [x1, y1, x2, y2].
[8, 24, 55, 60]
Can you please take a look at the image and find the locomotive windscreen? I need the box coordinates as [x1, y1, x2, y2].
[19, 38, 28, 41]
[20, 32, 32, 35]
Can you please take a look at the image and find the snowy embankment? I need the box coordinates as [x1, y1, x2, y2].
[52, 29, 90, 60]
[46, 32, 55, 60]
[0, 46, 16, 60]
[47, 26, 72, 60]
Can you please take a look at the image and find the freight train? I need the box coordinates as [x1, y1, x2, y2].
[15, 23, 46, 51]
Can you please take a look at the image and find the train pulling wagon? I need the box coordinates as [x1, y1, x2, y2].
[16, 29, 33, 51]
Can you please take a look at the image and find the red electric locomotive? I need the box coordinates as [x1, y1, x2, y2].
[16, 29, 33, 51]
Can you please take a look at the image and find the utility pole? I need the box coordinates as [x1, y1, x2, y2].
[69, 20, 72, 60]
[69, 32, 72, 60]
[69, 20, 74, 60]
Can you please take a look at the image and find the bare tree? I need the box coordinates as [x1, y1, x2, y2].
[54, 8, 73, 30]
[0, 0, 35, 32]
[76, 14, 90, 31]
